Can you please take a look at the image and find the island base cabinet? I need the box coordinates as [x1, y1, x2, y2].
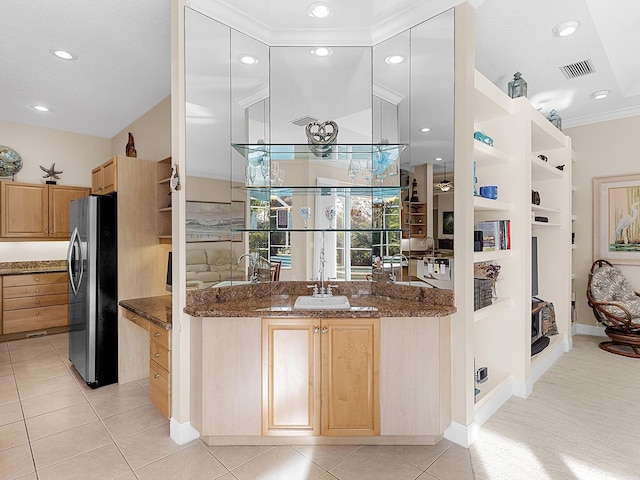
[262, 317, 380, 437]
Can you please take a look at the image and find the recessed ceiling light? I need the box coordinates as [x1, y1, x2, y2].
[591, 89, 610, 100]
[420, 127, 431, 133]
[310, 47, 333, 57]
[51, 49, 77, 60]
[385, 55, 405, 65]
[552, 20, 580, 37]
[434, 157, 443, 161]
[308, 3, 334, 18]
[32, 105, 50, 112]
[238, 54, 259, 65]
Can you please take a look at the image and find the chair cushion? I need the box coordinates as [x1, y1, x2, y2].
[591, 265, 640, 323]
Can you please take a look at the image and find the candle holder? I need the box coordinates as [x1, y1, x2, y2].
[508, 71, 527, 99]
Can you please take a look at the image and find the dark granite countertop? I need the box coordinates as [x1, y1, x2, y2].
[0, 260, 67, 276]
[119, 295, 173, 329]
[185, 281, 455, 318]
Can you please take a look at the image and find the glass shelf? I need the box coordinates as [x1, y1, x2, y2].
[232, 143, 407, 162]
[233, 186, 406, 195]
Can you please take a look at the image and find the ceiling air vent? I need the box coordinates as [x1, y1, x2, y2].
[559, 59, 595, 79]
[290, 115, 318, 126]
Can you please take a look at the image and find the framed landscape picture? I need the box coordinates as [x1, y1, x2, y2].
[186, 201, 244, 242]
[593, 174, 640, 264]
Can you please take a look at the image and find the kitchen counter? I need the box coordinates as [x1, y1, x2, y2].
[0, 260, 66, 276]
[185, 281, 455, 318]
[119, 295, 172, 329]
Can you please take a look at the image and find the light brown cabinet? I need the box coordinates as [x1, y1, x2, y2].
[121, 307, 171, 418]
[91, 156, 117, 194]
[262, 317, 380, 437]
[0, 182, 90, 239]
[149, 322, 171, 418]
[1, 273, 68, 335]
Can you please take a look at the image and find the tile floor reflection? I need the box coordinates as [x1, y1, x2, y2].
[0, 333, 474, 480]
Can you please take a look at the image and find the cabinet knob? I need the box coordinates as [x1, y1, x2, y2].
[322, 327, 328, 334]
[35, 311, 40, 316]
[154, 374, 160, 379]
[314, 326, 320, 334]
[35, 288, 39, 293]
[154, 332, 160, 337]
[154, 353, 160, 358]
[35, 300, 40, 304]
[35, 277, 40, 281]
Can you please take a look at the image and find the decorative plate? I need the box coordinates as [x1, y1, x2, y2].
[0, 145, 23, 177]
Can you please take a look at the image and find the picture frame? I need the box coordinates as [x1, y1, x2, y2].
[593, 174, 640, 264]
[442, 211, 454, 235]
[186, 201, 245, 242]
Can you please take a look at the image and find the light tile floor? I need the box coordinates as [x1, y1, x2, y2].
[0, 333, 475, 480]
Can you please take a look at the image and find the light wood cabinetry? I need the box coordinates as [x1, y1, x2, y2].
[262, 317, 380, 437]
[0, 182, 90, 239]
[48, 185, 92, 238]
[156, 157, 172, 244]
[121, 307, 172, 418]
[402, 201, 427, 238]
[1, 273, 68, 335]
[91, 156, 118, 194]
[149, 322, 171, 418]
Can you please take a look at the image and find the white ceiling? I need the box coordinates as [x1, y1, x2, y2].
[1, 0, 638, 139]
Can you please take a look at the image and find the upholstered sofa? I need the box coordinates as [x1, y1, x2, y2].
[186, 248, 244, 288]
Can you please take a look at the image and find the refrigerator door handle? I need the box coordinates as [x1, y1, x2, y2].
[67, 227, 84, 296]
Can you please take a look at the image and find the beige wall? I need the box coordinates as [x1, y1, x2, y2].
[111, 96, 171, 160]
[0, 97, 171, 262]
[565, 115, 640, 328]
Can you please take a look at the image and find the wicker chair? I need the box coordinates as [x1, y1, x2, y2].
[587, 259, 640, 358]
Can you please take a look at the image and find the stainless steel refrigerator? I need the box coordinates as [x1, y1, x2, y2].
[67, 194, 118, 388]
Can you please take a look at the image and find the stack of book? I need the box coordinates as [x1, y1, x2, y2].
[476, 220, 511, 251]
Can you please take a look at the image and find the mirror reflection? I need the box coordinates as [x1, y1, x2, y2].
[184, 7, 454, 289]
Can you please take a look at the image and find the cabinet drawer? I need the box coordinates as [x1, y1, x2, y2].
[3, 272, 67, 287]
[3, 283, 68, 299]
[3, 304, 68, 334]
[149, 360, 170, 418]
[150, 322, 170, 350]
[150, 341, 171, 372]
[3, 293, 67, 311]
[121, 307, 150, 332]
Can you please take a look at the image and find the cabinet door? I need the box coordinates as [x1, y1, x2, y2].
[101, 158, 117, 194]
[91, 166, 103, 194]
[262, 318, 320, 436]
[48, 185, 90, 238]
[321, 318, 380, 436]
[0, 183, 48, 237]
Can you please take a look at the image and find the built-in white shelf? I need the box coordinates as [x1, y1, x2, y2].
[473, 70, 511, 123]
[474, 196, 511, 211]
[474, 369, 511, 410]
[531, 204, 561, 214]
[473, 141, 510, 166]
[531, 220, 563, 228]
[473, 250, 512, 262]
[474, 296, 512, 322]
[531, 155, 566, 181]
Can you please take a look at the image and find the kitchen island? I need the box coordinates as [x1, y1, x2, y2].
[186, 281, 454, 445]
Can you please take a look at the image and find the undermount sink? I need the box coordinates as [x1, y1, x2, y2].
[293, 295, 351, 310]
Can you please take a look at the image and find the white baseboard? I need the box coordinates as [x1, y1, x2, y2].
[573, 323, 607, 337]
[169, 418, 200, 445]
[444, 377, 512, 448]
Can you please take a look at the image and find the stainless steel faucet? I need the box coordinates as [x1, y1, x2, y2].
[238, 252, 259, 283]
[425, 236, 436, 256]
[389, 253, 408, 283]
